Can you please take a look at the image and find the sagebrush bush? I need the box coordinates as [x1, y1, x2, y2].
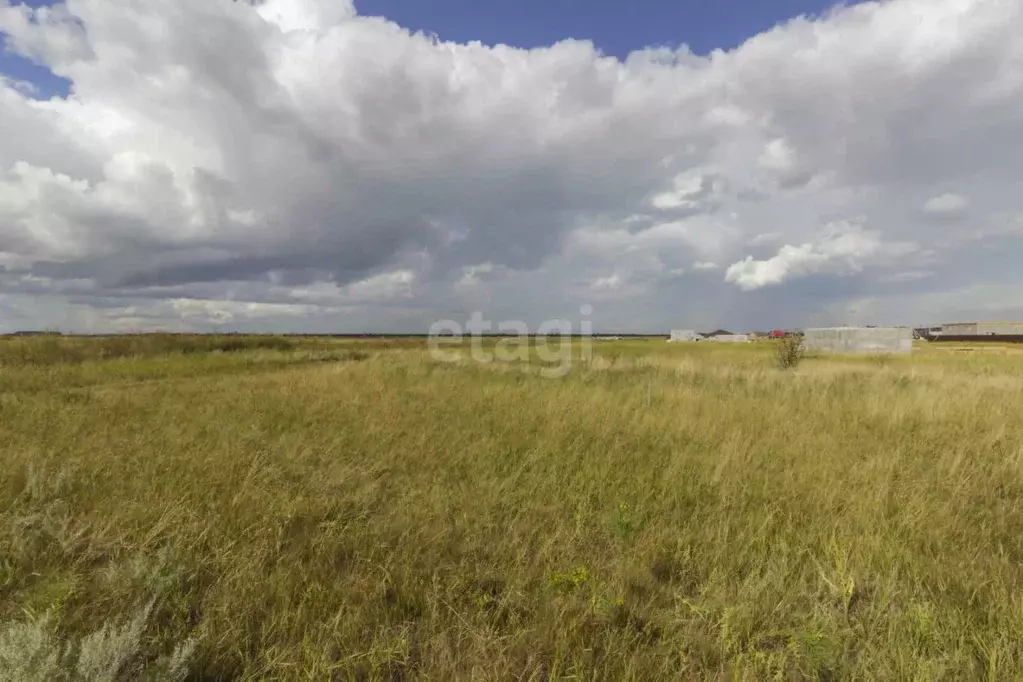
[0, 614, 65, 682]
[0, 604, 195, 682]
[775, 334, 806, 369]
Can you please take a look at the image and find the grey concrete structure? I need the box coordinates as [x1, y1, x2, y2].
[708, 334, 750, 343]
[803, 327, 913, 355]
[669, 329, 698, 342]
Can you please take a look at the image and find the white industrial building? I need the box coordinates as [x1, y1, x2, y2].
[803, 327, 913, 355]
[668, 329, 698, 342]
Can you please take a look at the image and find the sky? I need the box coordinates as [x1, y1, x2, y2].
[355, 0, 860, 59]
[0, 0, 1021, 334]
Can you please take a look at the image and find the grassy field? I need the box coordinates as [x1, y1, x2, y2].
[2, 335, 1023, 680]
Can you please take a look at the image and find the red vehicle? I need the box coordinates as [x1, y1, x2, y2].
[769, 329, 786, 338]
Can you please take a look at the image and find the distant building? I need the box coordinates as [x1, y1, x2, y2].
[922, 321, 1023, 342]
[913, 327, 943, 340]
[668, 329, 698, 342]
[697, 329, 749, 343]
[940, 321, 1023, 337]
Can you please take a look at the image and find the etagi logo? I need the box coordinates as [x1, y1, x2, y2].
[427, 305, 594, 379]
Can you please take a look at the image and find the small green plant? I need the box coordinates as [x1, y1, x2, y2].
[548, 566, 590, 594]
[614, 502, 636, 540]
[775, 334, 805, 370]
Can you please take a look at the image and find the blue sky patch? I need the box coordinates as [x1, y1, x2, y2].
[0, 0, 71, 98]
[355, 0, 856, 58]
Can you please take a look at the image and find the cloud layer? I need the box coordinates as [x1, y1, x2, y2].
[1, 0, 1022, 332]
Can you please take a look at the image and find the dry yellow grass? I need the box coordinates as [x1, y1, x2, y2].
[1, 336, 1022, 680]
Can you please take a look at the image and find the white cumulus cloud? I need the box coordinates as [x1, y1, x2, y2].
[924, 192, 970, 214]
[0, 0, 1021, 331]
[724, 222, 915, 291]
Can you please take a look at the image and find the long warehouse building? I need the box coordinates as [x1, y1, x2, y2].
[923, 321, 1023, 342]
[940, 321, 1023, 337]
